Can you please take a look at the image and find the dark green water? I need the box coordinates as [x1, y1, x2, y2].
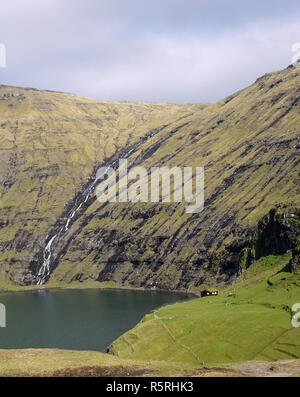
[0, 289, 189, 351]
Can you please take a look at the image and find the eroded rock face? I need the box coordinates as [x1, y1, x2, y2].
[255, 207, 300, 258]
[0, 84, 198, 286]
[291, 250, 300, 273]
[1, 65, 300, 289]
[289, 216, 300, 273]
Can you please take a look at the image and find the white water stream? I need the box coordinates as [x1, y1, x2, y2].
[36, 126, 165, 285]
[36, 167, 110, 285]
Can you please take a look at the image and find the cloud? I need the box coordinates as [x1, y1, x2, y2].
[0, 0, 299, 102]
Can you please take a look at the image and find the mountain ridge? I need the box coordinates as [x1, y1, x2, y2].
[0, 65, 299, 290]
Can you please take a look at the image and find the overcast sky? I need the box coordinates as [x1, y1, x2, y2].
[0, 0, 299, 103]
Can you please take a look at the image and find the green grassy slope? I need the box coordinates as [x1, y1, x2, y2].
[0, 254, 299, 376]
[0, 348, 196, 377]
[1, 348, 299, 377]
[109, 254, 300, 365]
[46, 65, 300, 289]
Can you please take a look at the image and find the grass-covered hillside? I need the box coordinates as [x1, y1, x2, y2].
[1, 347, 300, 377]
[0, 253, 299, 377]
[0, 86, 199, 286]
[42, 65, 300, 290]
[109, 253, 300, 365]
[0, 65, 299, 289]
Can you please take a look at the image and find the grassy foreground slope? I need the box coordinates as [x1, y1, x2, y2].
[109, 254, 300, 365]
[1, 348, 300, 377]
[0, 348, 197, 377]
[2, 254, 297, 377]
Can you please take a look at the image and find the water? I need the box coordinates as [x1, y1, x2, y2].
[0, 288, 190, 351]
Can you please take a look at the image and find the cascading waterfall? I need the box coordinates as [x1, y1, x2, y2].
[36, 125, 166, 285]
[36, 171, 106, 285]
[37, 235, 57, 285]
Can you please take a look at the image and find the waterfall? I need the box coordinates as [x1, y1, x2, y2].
[37, 235, 57, 285]
[35, 174, 103, 285]
[36, 125, 167, 285]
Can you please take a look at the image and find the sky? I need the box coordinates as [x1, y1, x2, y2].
[0, 0, 299, 103]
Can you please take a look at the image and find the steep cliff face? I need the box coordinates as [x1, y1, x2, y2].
[0, 86, 199, 285]
[290, 223, 300, 273]
[0, 65, 300, 289]
[254, 207, 300, 258]
[238, 207, 300, 271]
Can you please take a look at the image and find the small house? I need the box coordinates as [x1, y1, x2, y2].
[200, 289, 218, 297]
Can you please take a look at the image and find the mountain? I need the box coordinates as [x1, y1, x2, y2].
[0, 86, 199, 286]
[0, 65, 299, 290]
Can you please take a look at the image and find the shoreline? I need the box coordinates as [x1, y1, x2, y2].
[0, 282, 198, 355]
[0, 282, 200, 298]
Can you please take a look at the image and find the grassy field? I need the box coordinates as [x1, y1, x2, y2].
[0, 348, 199, 377]
[0, 349, 299, 377]
[109, 254, 300, 365]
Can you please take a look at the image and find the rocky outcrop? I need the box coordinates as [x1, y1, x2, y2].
[254, 207, 300, 258]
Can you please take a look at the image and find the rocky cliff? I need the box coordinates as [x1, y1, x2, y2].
[0, 65, 299, 290]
